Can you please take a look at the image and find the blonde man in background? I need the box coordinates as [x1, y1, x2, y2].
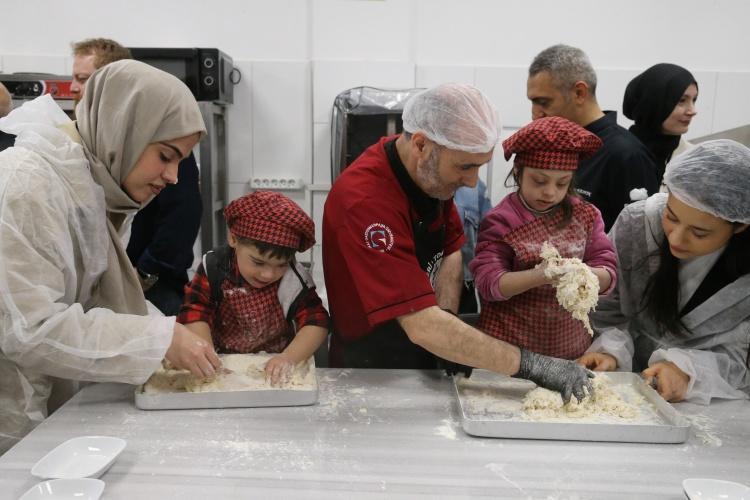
[71, 38, 132, 103]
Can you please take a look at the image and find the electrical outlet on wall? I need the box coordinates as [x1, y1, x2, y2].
[249, 177, 306, 191]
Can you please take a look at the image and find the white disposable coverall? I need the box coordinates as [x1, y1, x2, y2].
[0, 97, 173, 454]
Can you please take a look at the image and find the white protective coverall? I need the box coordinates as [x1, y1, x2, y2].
[588, 193, 750, 404]
[0, 96, 173, 454]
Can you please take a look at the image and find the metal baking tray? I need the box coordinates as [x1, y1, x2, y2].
[454, 370, 690, 443]
[135, 357, 318, 410]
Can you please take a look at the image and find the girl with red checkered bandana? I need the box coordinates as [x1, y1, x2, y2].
[178, 191, 329, 384]
[470, 117, 617, 360]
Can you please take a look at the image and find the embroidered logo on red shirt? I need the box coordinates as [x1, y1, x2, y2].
[364, 223, 394, 252]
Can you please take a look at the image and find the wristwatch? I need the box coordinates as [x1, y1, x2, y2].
[137, 268, 159, 288]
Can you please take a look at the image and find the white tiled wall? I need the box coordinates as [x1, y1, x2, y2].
[311, 0, 413, 61]
[595, 68, 642, 122]
[0, 0, 311, 60]
[226, 60, 254, 184]
[226, 182, 249, 204]
[250, 61, 312, 183]
[415, 65, 475, 88]
[712, 72, 750, 133]
[0, 55, 70, 74]
[313, 123, 332, 186]
[474, 66, 530, 130]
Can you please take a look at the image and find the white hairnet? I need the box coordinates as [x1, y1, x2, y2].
[664, 139, 750, 224]
[401, 83, 500, 153]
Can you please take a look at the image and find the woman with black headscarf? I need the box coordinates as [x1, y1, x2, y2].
[623, 63, 698, 186]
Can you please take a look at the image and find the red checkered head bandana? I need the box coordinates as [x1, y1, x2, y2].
[502, 116, 602, 171]
[224, 191, 315, 252]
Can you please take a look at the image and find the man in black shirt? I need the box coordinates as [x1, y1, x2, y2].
[527, 44, 658, 230]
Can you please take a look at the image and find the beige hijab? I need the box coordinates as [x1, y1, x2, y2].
[75, 59, 206, 315]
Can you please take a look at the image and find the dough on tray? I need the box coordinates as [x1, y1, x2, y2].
[522, 373, 640, 420]
[143, 353, 316, 393]
[540, 241, 599, 336]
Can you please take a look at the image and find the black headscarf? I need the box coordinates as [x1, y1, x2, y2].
[623, 63, 697, 183]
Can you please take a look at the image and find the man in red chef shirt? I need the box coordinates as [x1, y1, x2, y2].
[323, 83, 594, 403]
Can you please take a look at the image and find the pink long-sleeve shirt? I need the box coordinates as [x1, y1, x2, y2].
[469, 193, 617, 302]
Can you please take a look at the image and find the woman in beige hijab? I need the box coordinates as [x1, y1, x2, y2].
[0, 60, 220, 454]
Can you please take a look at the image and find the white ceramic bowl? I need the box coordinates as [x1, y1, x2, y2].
[683, 478, 750, 500]
[19, 478, 105, 500]
[31, 436, 126, 479]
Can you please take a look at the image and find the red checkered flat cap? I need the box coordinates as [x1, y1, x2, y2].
[224, 191, 315, 252]
[502, 116, 602, 171]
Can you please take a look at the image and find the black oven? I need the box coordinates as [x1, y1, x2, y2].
[128, 47, 236, 104]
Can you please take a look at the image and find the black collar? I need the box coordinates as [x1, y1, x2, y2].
[584, 110, 618, 134]
[384, 138, 441, 223]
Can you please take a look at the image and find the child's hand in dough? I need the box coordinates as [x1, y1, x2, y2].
[264, 354, 295, 387]
[539, 261, 577, 285]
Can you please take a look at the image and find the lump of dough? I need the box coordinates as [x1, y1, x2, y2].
[142, 362, 194, 393]
[540, 241, 599, 336]
[522, 373, 640, 420]
[143, 353, 315, 393]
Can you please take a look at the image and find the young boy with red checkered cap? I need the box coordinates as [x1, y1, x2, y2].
[469, 116, 617, 360]
[178, 191, 329, 384]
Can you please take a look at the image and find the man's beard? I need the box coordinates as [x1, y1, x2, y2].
[416, 148, 455, 200]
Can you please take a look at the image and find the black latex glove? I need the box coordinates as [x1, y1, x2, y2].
[436, 356, 473, 378]
[513, 348, 594, 403]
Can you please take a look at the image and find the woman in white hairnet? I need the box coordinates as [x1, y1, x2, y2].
[0, 60, 221, 453]
[578, 140, 750, 404]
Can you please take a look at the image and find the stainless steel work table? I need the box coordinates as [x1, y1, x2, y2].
[1, 369, 748, 499]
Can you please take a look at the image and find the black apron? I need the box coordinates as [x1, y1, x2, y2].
[340, 139, 446, 369]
